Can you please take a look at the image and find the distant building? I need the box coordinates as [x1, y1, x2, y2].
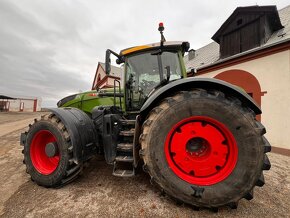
[185, 5, 290, 154]
[92, 62, 123, 90]
[0, 95, 41, 112]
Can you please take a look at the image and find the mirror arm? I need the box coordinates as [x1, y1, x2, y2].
[108, 49, 121, 59]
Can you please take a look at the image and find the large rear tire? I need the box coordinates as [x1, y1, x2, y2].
[22, 114, 82, 187]
[140, 89, 271, 209]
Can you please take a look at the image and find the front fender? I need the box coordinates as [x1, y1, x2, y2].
[48, 108, 98, 163]
[140, 77, 261, 117]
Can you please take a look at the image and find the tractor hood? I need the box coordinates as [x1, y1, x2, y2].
[57, 91, 96, 108]
[57, 88, 122, 114]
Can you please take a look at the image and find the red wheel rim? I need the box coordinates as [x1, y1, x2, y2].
[165, 116, 238, 186]
[30, 130, 60, 175]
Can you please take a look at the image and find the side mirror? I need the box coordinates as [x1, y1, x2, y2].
[105, 49, 111, 75]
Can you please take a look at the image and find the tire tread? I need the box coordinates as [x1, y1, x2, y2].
[140, 88, 271, 210]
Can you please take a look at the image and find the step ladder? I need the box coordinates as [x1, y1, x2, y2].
[112, 119, 136, 177]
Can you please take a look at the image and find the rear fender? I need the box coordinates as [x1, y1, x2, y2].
[48, 108, 98, 164]
[140, 77, 261, 119]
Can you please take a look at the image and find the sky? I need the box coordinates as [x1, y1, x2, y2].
[0, 0, 289, 107]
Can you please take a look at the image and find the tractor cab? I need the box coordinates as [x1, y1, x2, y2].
[105, 23, 190, 111]
[57, 23, 189, 114]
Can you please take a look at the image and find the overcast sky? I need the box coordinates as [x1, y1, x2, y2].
[0, 0, 289, 107]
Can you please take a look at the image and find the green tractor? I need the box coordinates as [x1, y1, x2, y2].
[20, 23, 271, 210]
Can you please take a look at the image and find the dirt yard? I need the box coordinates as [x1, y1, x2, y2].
[0, 112, 289, 217]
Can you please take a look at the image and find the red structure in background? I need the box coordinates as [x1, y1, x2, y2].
[214, 69, 266, 121]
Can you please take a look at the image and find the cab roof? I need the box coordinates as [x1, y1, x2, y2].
[120, 41, 190, 56]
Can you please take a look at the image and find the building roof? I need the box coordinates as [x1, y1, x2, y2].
[0, 95, 15, 100]
[0, 94, 37, 100]
[184, 42, 220, 71]
[99, 62, 122, 78]
[185, 4, 290, 71]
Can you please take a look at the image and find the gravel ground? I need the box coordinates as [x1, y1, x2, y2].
[0, 112, 44, 125]
[0, 113, 289, 217]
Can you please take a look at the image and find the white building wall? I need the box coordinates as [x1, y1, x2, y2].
[196, 49, 290, 149]
[6, 99, 39, 112]
[107, 77, 117, 87]
[36, 98, 42, 111]
[8, 99, 20, 112]
[21, 99, 34, 112]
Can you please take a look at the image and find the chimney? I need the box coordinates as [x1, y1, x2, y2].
[188, 49, 196, 61]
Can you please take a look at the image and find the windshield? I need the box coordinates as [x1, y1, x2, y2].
[125, 51, 182, 110]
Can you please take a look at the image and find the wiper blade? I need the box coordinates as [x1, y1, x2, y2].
[149, 79, 168, 94]
[165, 66, 170, 82]
[149, 66, 171, 94]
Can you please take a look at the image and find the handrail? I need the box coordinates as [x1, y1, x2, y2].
[113, 79, 122, 110]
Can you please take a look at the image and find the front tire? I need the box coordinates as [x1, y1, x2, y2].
[140, 89, 271, 209]
[22, 114, 82, 187]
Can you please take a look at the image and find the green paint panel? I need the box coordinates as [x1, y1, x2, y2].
[60, 90, 123, 114]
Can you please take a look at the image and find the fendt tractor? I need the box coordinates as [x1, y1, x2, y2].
[21, 23, 271, 210]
